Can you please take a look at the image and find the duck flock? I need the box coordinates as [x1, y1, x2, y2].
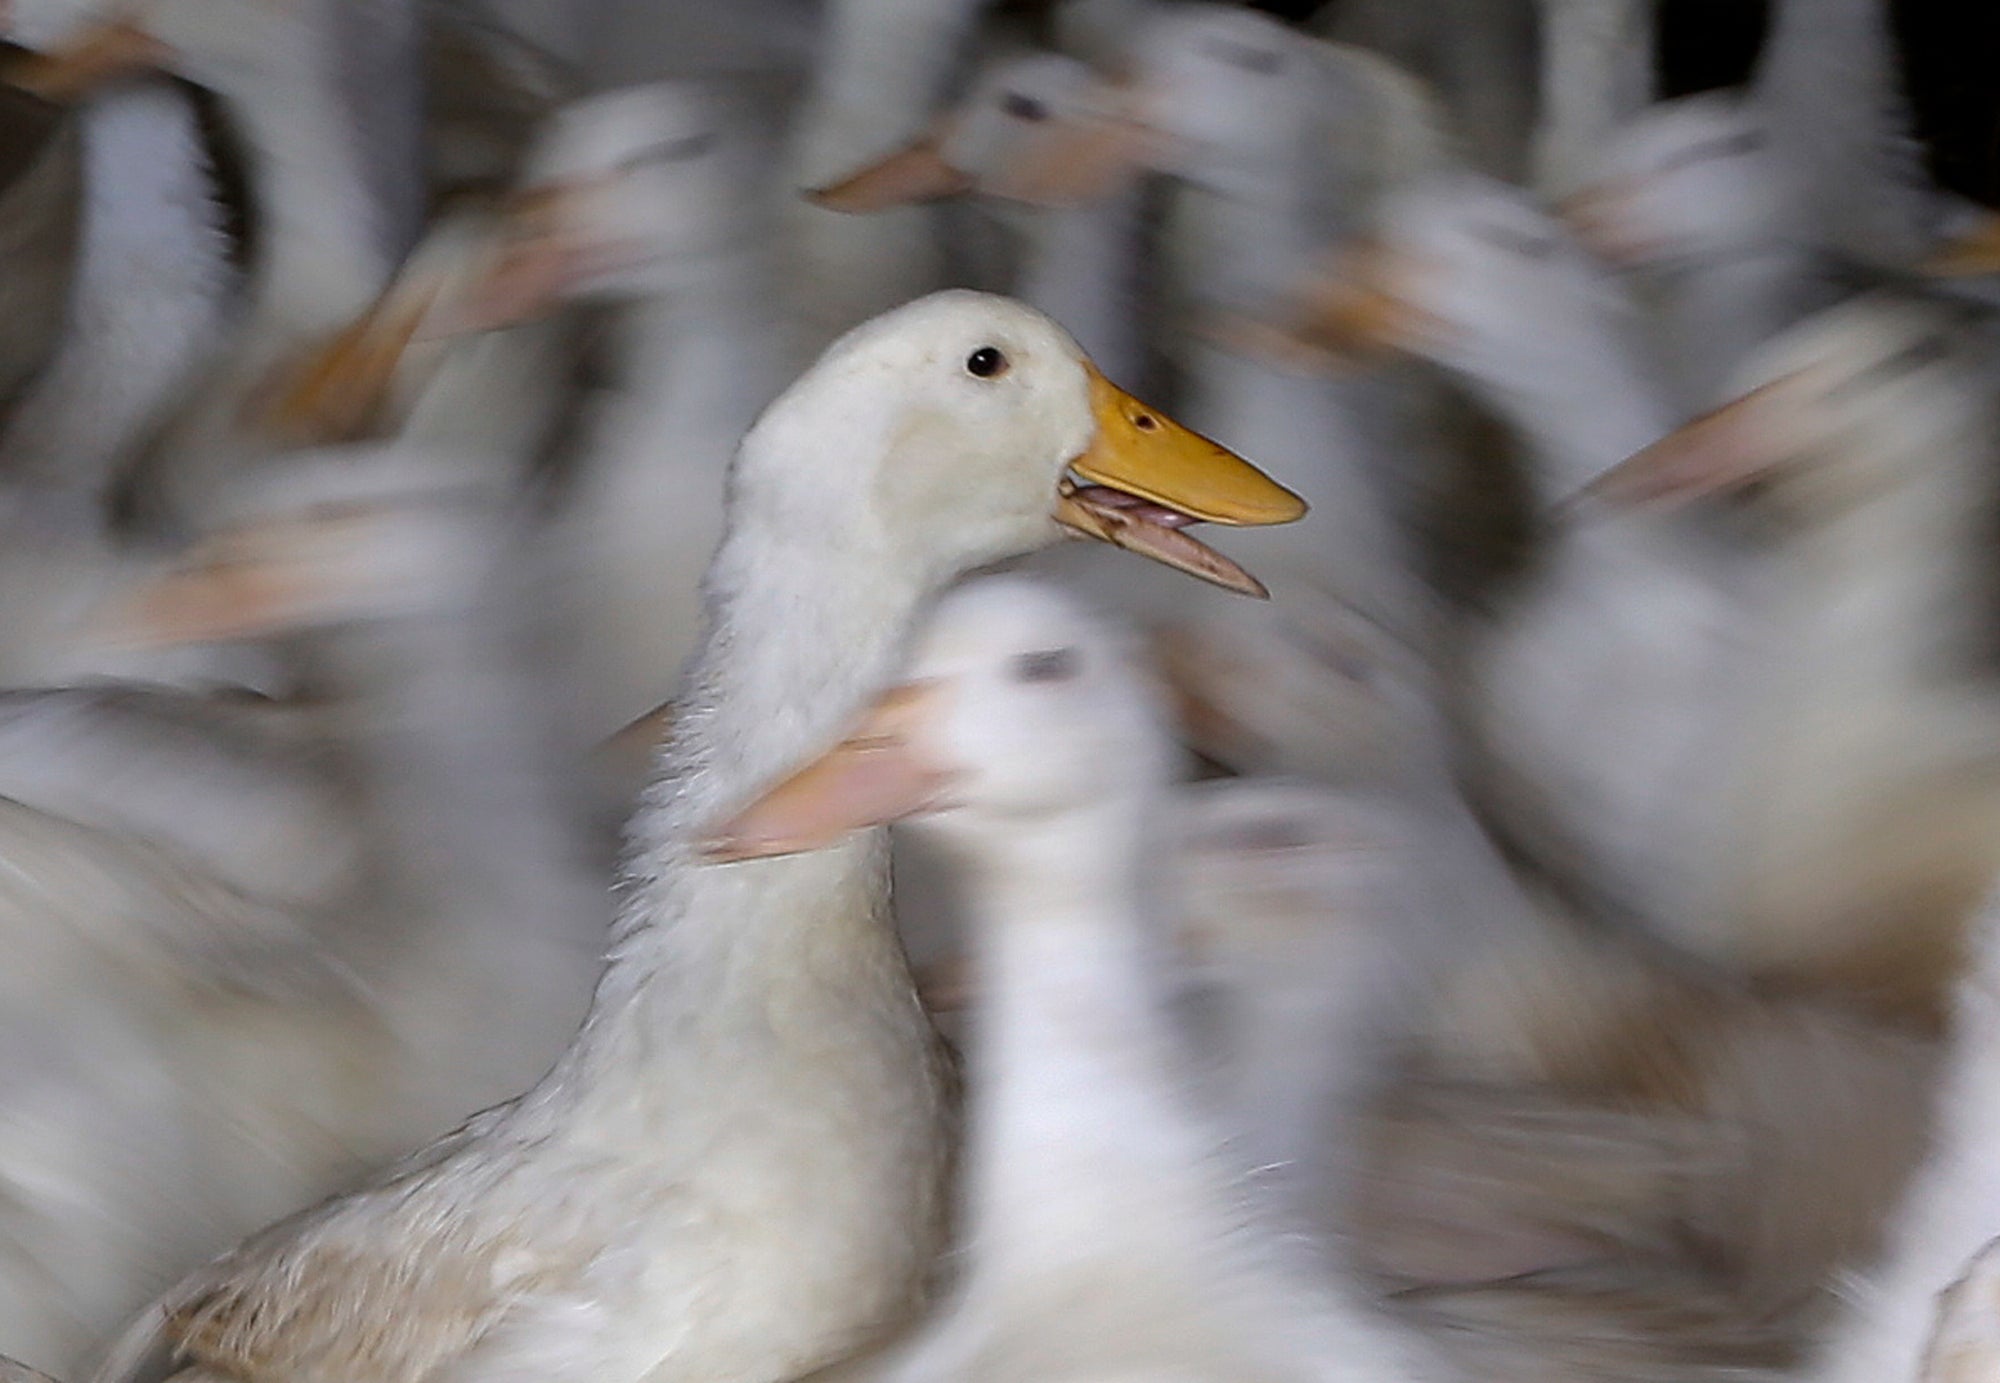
[0, 0, 1999, 1380]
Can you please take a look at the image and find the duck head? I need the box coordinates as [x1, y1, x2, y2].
[1561, 96, 1780, 271]
[1168, 778, 1411, 984]
[477, 81, 764, 310]
[810, 7, 1327, 215]
[701, 574, 1170, 862]
[728, 290, 1304, 599]
[809, 51, 1147, 212]
[1218, 174, 1637, 388]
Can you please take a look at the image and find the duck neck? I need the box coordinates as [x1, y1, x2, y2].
[1531, 0, 1654, 192]
[957, 805, 1226, 1280]
[554, 497, 939, 1108]
[217, 25, 412, 335]
[615, 252, 786, 420]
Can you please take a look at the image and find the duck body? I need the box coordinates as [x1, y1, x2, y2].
[97, 291, 1303, 1383]
[99, 443, 957, 1383]
[1337, 174, 1750, 934]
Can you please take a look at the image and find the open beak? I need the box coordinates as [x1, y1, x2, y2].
[701, 680, 958, 862]
[1581, 376, 1797, 508]
[1923, 214, 2000, 279]
[1054, 364, 1305, 598]
[807, 133, 975, 212]
[4, 18, 167, 102]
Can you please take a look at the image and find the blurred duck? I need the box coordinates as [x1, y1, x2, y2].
[106, 444, 612, 1137]
[778, 0, 996, 352]
[1157, 596, 1940, 1382]
[1235, 172, 1744, 939]
[1565, 0, 1951, 409]
[1588, 293, 2000, 1032]
[270, 81, 792, 766]
[0, 445, 606, 1372]
[0, 0, 425, 531]
[707, 573, 1436, 1383]
[0, 684, 361, 916]
[810, 50, 1152, 385]
[0, 795, 371, 1380]
[1167, 777, 1424, 1201]
[87, 292, 1301, 1383]
[1527, 0, 1656, 194]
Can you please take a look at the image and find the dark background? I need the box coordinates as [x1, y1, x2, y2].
[1258, 0, 2000, 206]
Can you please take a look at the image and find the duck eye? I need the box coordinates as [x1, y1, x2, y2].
[1001, 92, 1050, 122]
[966, 346, 1010, 379]
[1012, 647, 1080, 683]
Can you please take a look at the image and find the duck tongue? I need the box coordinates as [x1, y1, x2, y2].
[1055, 481, 1270, 599]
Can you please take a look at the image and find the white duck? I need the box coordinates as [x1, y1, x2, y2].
[1245, 171, 1748, 940]
[1528, 0, 1655, 195]
[1154, 585, 1942, 1382]
[88, 291, 1303, 1383]
[1566, 0, 1942, 408]
[777, 0, 997, 354]
[0, 683, 361, 915]
[808, 50, 1154, 387]
[1588, 292, 2000, 1031]
[0, 447, 605, 1373]
[826, 7, 1451, 646]
[272, 81, 794, 760]
[705, 573, 1435, 1383]
[0, 788, 374, 1380]
[2, 0, 425, 531]
[105, 443, 616, 1138]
